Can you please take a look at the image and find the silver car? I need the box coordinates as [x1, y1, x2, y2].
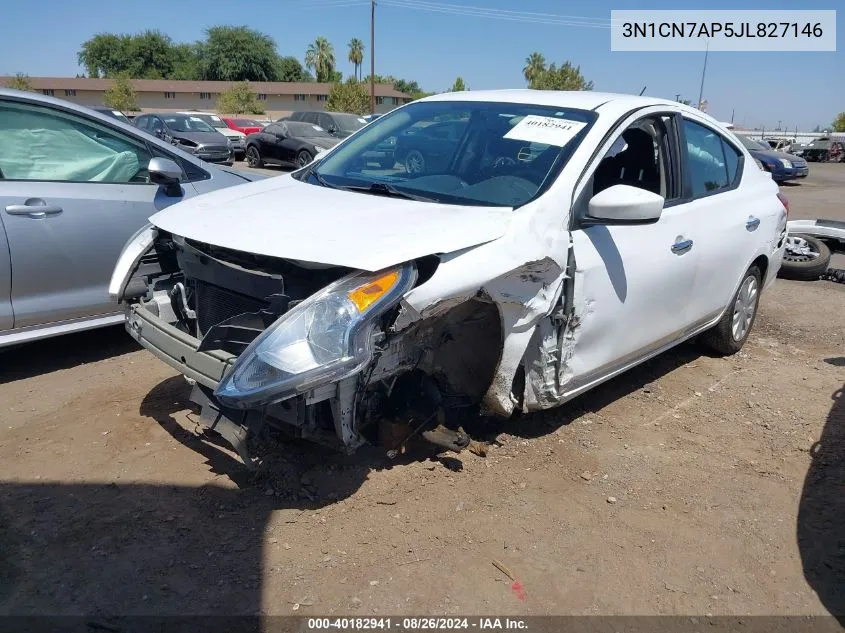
[0, 89, 262, 347]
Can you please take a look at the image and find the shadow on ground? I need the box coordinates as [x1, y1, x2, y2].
[798, 382, 845, 622]
[0, 325, 138, 384]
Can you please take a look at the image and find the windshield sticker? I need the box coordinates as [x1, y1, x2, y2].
[112, 110, 122, 116]
[189, 116, 204, 122]
[504, 115, 587, 147]
[358, 117, 367, 123]
[211, 115, 222, 121]
[312, 125, 324, 131]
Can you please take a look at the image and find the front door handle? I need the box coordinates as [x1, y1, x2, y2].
[671, 239, 694, 254]
[746, 216, 761, 231]
[5, 202, 63, 218]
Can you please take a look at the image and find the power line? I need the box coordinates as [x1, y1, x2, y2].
[379, 0, 613, 27]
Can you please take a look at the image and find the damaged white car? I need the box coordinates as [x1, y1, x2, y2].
[111, 91, 789, 466]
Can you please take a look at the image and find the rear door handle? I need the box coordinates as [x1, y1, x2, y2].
[746, 216, 760, 231]
[5, 203, 63, 218]
[671, 239, 693, 254]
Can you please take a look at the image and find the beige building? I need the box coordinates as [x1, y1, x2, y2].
[0, 77, 413, 118]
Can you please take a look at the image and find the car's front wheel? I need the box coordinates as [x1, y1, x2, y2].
[246, 146, 263, 168]
[405, 150, 425, 175]
[700, 265, 762, 355]
[295, 150, 313, 168]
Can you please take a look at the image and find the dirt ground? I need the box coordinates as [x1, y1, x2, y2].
[0, 165, 843, 618]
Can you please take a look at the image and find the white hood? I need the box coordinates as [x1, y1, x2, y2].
[149, 175, 512, 271]
[218, 128, 245, 139]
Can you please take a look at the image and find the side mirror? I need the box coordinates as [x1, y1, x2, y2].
[154, 129, 163, 138]
[148, 157, 183, 197]
[586, 184, 664, 225]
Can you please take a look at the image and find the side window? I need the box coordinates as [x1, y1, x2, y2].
[147, 144, 210, 183]
[723, 141, 741, 185]
[592, 117, 672, 198]
[151, 117, 164, 137]
[265, 124, 285, 136]
[0, 100, 152, 183]
[134, 116, 147, 130]
[318, 113, 334, 130]
[683, 119, 734, 197]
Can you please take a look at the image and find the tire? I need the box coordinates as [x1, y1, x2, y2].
[778, 234, 831, 281]
[404, 149, 425, 175]
[700, 265, 762, 356]
[246, 145, 263, 168]
[295, 150, 313, 169]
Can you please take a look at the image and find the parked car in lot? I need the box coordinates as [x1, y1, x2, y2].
[223, 117, 264, 136]
[178, 112, 247, 160]
[799, 137, 844, 162]
[281, 111, 368, 139]
[393, 118, 467, 174]
[134, 113, 234, 165]
[113, 91, 788, 466]
[90, 106, 132, 125]
[0, 89, 263, 347]
[736, 135, 809, 182]
[244, 121, 340, 169]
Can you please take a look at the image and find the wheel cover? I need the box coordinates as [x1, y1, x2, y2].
[783, 236, 820, 263]
[296, 152, 310, 167]
[406, 151, 424, 174]
[731, 276, 758, 341]
[247, 147, 259, 167]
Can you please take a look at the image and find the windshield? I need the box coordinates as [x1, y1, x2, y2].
[191, 114, 227, 129]
[163, 115, 217, 133]
[286, 122, 333, 138]
[234, 118, 259, 126]
[308, 100, 596, 207]
[736, 135, 768, 151]
[333, 113, 368, 133]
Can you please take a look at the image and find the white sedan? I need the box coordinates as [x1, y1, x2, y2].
[112, 90, 788, 465]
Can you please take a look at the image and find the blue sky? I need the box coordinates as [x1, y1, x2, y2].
[1, 0, 841, 129]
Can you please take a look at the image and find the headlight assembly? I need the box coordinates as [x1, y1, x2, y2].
[779, 158, 792, 168]
[215, 263, 417, 408]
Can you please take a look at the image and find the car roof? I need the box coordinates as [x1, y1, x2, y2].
[421, 89, 677, 110]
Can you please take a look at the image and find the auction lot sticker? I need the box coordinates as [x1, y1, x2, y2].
[504, 116, 587, 147]
[611, 10, 836, 51]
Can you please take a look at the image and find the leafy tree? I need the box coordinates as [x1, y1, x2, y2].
[305, 37, 336, 83]
[279, 56, 308, 82]
[78, 31, 183, 79]
[678, 98, 692, 106]
[832, 112, 845, 133]
[197, 26, 282, 81]
[124, 30, 180, 79]
[363, 74, 427, 99]
[216, 81, 265, 114]
[523, 52, 546, 85]
[103, 73, 139, 111]
[450, 77, 467, 92]
[5, 73, 33, 91]
[530, 61, 593, 91]
[325, 78, 370, 115]
[170, 43, 201, 80]
[348, 38, 365, 81]
[78, 33, 125, 78]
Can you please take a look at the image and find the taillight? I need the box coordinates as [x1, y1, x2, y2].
[776, 192, 790, 217]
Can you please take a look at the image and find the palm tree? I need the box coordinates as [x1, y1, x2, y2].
[523, 52, 546, 87]
[348, 38, 365, 81]
[305, 37, 337, 83]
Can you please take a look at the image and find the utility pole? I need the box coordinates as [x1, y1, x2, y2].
[675, 93, 681, 102]
[731, 108, 735, 124]
[370, 0, 376, 115]
[697, 40, 709, 109]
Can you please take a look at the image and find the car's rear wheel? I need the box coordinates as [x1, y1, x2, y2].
[405, 150, 425, 175]
[296, 150, 313, 168]
[246, 146, 263, 168]
[700, 265, 762, 356]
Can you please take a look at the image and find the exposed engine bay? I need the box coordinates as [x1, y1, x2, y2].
[122, 231, 504, 466]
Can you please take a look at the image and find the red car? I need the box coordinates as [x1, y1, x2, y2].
[223, 117, 264, 136]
